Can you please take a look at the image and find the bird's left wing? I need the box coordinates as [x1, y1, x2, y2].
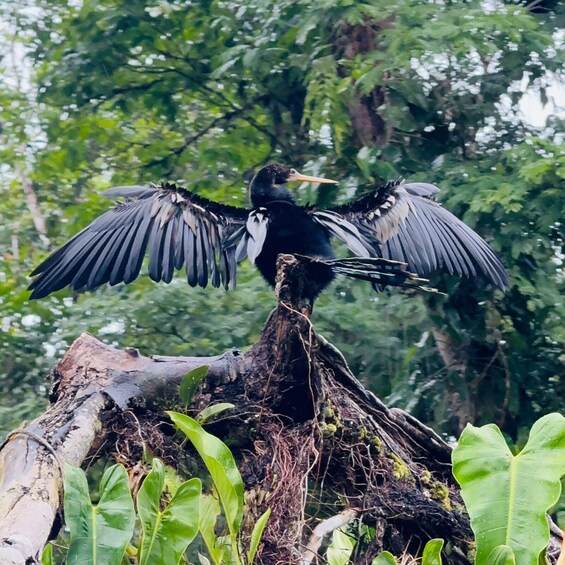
[310, 179, 508, 289]
[28, 183, 250, 299]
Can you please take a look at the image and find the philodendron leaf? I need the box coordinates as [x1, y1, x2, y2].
[248, 508, 272, 565]
[422, 538, 444, 565]
[452, 413, 565, 565]
[488, 545, 517, 564]
[179, 365, 209, 405]
[168, 411, 244, 537]
[137, 458, 201, 565]
[371, 551, 397, 565]
[326, 527, 356, 565]
[64, 463, 135, 565]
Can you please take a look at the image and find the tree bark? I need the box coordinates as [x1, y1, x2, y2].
[0, 255, 560, 564]
[332, 18, 395, 149]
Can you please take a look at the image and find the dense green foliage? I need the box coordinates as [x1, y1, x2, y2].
[53, 413, 565, 564]
[55, 417, 269, 565]
[0, 0, 563, 437]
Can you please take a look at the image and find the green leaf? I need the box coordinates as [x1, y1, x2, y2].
[168, 412, 244, 537]
[371, 551, 397, 565]
[422, 538, 444, 565]
[372, 160, 399, 180]
[163, 462, 185, 498]
[64, 463, 135, 565]
[452, 413, 565, 564]
[199, 494, 224, 565]
[138, 458, 201, 565]
[41, 543, 53, 565]
[197, 402, 235, 424]
[247, 508, 271, 565]
[488, 545, 517, 564]
[179, 365, 209, 406]
[326, 527, 356, 565]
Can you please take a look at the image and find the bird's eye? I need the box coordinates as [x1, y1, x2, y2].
[289, 168, 297, 175]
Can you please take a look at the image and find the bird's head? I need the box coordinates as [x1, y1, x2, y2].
[250, 163, 337, 207]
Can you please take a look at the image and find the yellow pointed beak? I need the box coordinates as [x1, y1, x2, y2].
[287, 170, 338, 184]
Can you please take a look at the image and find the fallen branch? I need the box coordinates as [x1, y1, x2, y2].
[0, 336, 230, 565]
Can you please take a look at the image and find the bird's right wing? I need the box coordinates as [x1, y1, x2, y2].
[28, 183, 250, 299]
[312, 179, 508, 289]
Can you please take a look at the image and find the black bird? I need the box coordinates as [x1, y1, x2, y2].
[28, 163, 508, 304]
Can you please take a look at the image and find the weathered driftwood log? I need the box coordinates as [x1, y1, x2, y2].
[0, 255, 560, 564]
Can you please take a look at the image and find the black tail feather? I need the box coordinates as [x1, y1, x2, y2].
[323, 257, 439, 293]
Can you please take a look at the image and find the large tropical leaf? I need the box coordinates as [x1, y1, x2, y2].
[64, 463, 135, 565]
[137, 458, 201, 565]
[167, 412, 244, 537]
[422, 538, 444, 565]
[371, 552, 397, 565]
[326, 527, 356, 565]
[452, 413, 565, 564]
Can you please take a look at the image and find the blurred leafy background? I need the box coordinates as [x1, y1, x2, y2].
[0, 0, 563, 440]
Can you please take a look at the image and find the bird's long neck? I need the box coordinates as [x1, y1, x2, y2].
[250, 183, 296, 208]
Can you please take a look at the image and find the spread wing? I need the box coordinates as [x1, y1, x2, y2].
[29, 183, 250, 299]
[310, 179, 508, 289]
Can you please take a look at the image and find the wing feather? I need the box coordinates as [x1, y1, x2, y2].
[161, 217, 176, 284]
[313, 179, 508, 288]
[28, 231, 101, 298]
[72, 230, 117, 291]
[196, 218, 208, 288]
[246, 209, 269, 264]
[310, 211, 373, 257]
[406, 209, 450, 274]
[87, 225, 129, 289]
[400, 211, 435, 273]
[185, 223, 197, 287]
[208, 223, 221, 288]
[125, 211, 154, 284]
[29, 183, 250, 298]
[109, 203, 148, 285]
[172, 212, 185, 271]
[148, 216, 165, 282]
[420, 212, 470, 275]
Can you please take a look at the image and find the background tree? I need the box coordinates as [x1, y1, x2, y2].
[0, 0, 563, 442]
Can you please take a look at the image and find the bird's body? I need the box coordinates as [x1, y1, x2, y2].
[256, 202, 336, 299]
[28, 163, 509, 304]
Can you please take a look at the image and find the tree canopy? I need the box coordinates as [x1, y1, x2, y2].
[0, 0, 563, 439]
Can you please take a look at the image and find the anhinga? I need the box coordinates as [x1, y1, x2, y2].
[28, 163, 508, 304]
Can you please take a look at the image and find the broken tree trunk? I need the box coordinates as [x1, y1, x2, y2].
[0, 255, 559, 564]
